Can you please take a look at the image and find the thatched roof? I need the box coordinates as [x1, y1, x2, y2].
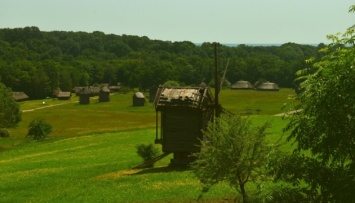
[134, 92, 145, 99]
[13, 92, 29, 101]
[100, 86, 110, 93]
[231, 80, 254, 89]
[108, 86, 121, 92]
[79, 87, 91, 95]
[256, 82, 280, 91]
[57, 92, 71, 98]
[154, 86, 214, 109]
[53, 88, 61, 97]
[89, 86, 100, 96]
[72, 87, 83, 94]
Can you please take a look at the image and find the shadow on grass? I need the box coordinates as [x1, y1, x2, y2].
[131, 165, 191, 175]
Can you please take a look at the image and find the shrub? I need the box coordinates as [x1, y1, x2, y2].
[0, 128, 10, 137]
[0, 82, 21, 128]
[163, 80, 180, 87]
[136, 143, 159, 163]
[192, 114, 271, 203]
[27, 119, 52, 141]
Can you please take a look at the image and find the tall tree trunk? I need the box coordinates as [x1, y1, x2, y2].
[239, 183, 247, 203]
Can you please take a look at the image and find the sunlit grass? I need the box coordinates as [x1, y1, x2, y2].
[0, 88, 297, 202]
[0, 129, 236, 202]
[219, 88, 295, 115]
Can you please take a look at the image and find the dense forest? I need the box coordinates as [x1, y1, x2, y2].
[0, 26, 323, 99]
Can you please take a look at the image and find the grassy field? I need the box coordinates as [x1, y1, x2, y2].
[0, 88, 295, 202]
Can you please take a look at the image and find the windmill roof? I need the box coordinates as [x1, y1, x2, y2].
[154, 86, 214, 109]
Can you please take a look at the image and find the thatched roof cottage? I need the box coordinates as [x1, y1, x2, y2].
[231, 80, 254, 90]
[13, 92, 29, 101]
[133, 92, 145, 106]
[256, 82, 280, 91]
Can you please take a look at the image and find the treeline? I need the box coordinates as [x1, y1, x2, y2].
[0, 26, 323, 99]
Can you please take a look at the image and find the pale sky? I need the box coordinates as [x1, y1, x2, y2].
[1, 0, 354, 44]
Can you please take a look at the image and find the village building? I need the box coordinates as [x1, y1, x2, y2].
[231, 80, 254, 90]
[53, 88, 61, 98]
[79, 87, 91, 104]
[99, 87, 110, 102]
[12, 92, 29, 101]
[256, 82, 280, 91]
[89, 86, 100, 97]
[154, 86, 215, 165]
[133, 92, 145, 106]
[72, 87, 83, 96]
[108, 84, 121, 93]
[57, 92, 71, 100]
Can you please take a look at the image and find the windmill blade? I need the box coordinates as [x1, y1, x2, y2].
[220, 58, 230, 90]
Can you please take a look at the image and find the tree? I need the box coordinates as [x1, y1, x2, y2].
[268, 7, 355, 202]
[162, 80, 180, 87]
[0, 82, 21, 128]
[27, 119, 52, 141]
[192, 114, 271, 203]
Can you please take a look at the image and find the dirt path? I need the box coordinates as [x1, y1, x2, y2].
[22, 101, 78, 112]
[274, 109, 302, 117]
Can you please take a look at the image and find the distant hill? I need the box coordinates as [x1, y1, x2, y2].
[0, 26, 321, 99]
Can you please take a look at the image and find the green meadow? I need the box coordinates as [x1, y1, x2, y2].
[0, 89, 295, 202]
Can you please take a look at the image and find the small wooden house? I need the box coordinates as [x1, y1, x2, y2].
[99, 87, 110, 102]
[13, 92, 29, 101]
[53, 88, 61, 98]
[89, 86, 100, 97]
[108, 85, 121, 93]
[256, 82, 280, 91]
[154, 86, 215, 165]
[57, 92, 71, 100]
[231, 80, 254, 90]
[79, 87, 91, 104]
[72, 87, 83, 96]
[133, 92, 145, 106]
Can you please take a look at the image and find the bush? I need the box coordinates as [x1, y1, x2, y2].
[162, 80, 180, 87]
[136, 143, 159, 163]
[192, 114, 271, 203]
[0, 82, 21, 128]
[0, 128, 10, 137]
[27, 119, 52, 141]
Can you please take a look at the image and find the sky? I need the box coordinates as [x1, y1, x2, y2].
[1, 0, 354, 44]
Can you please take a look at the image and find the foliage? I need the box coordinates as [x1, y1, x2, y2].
[0, 97, 290, 202]
[162, 80, 180, 87]
[269, 7, 355, 202]
[0, 82, 21, 128]
[27, 119, 52, 141]
[135, 143, 159, 162]
[0, 128, 10, 138]
[0, 27, 321, 99]
[119, 86, 131, 94]
[192, 113, 272, 203]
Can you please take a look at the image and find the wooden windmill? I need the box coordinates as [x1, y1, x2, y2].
[153, 43, 226, 166]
